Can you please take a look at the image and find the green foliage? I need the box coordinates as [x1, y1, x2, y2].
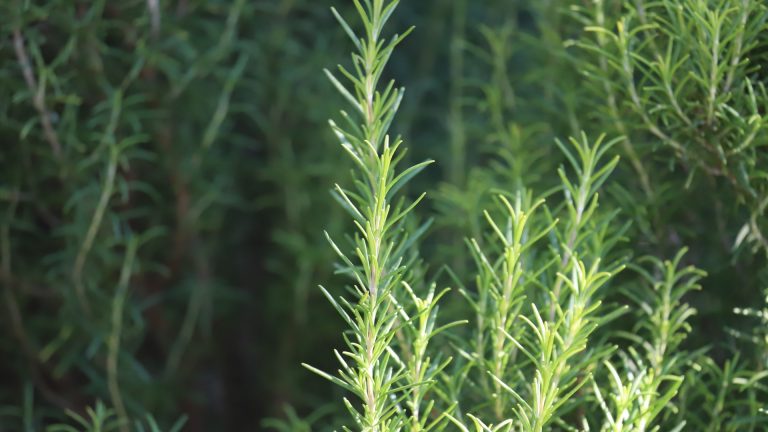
[0, 0, 349, 429]
[302, 1, 455, 430]
[2, 0, 768, 431]
[303, 0, 768, 430]
[45, 400, 187, 432]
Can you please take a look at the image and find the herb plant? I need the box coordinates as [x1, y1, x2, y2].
[2, 0, 767, 431]
[306, 0, 768, 430]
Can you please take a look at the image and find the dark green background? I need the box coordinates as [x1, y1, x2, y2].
[1, 1, 765, 430]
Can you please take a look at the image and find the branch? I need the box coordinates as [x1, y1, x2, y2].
[12, 28, 62, 158]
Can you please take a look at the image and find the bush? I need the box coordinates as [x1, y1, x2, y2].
[305, 0, 768, 430]
[0, 0, 766, 431]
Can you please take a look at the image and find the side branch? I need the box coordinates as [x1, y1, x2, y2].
[12, 28, 62, 158]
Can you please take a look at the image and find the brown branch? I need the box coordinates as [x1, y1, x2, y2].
[12, 28, 62, 158]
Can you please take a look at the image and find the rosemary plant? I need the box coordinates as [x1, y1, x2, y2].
[5, 0, 768, 430]
[303, 1, 768, 430]
[304, 1, 447, 430]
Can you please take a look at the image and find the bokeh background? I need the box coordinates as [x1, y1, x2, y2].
[1, 1, 766, 430]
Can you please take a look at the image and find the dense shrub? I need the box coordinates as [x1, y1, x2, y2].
[0, 0, 766, 431]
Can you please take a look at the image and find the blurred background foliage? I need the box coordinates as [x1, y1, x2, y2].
[0, 0, 766, 430]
